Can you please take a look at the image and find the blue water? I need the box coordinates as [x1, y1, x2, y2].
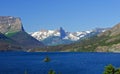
[0, 52, 120, 74]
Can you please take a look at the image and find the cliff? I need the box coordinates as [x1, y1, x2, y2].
[0, 16, 44, 51]
[0, 16, 24, 34]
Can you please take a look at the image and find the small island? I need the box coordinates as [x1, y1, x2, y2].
[43, 56, 51, 62]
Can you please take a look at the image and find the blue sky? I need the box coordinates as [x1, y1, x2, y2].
[0, 0, 120, 32]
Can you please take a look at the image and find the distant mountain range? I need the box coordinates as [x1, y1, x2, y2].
[31, 27, 108, 46]
[32, 23, 120, 52]
[1, 16, 120, 52]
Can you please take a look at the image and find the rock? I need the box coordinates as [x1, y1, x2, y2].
[0, 16, 24, 34]
[0, 16, 44, 51]
[59, 27, 66, 39]
[98, 23, 120, 37]
[110, 23, 120, 36]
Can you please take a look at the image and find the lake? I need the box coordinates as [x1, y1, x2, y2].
[0, 52, 120, 74]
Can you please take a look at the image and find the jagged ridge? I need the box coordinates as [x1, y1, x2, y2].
[31, 27, 107, 46]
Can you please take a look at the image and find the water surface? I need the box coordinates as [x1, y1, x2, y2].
[0, 52, 120, 74]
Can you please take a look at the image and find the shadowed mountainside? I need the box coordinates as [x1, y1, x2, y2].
[0, 33, 23, 51]
[9, 31, 44, 49]
[0, 16, 44, 51]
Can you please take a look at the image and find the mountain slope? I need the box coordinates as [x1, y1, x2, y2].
[0, 33, 22, 51]
[9, 31, 44, 49]
[95, 23, 120, 52]
[55, 23, 120, 52]
[0, 16, 44, 51]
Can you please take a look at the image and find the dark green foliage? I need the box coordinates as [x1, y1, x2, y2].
[48, 70, 56, 74]
[103, 64, 120, 74]
[115, 69, 120, 74]
[103, 64, 115, 74]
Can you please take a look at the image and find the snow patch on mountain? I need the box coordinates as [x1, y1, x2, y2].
[31, 27, 107, 42]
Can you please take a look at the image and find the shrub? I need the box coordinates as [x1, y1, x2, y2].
[48, 69, 56, 74]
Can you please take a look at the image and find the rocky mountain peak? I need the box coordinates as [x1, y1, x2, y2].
[59, 27, 67, 39]
[0, 16, 24, 34]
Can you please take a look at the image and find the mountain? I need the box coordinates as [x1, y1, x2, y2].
[0, 16, 24, 34]
[32, 23, 120, 52]
[59, 27, 67, 39]
[95, 23, 120, 52]
[1, 16, 119, 52]
[0, 32, 23, 51]
[0, 16, 44, 51]
[9, 31, 44, 49]
[31, 27, 107, 46]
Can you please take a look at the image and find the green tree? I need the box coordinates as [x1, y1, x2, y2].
[103, 64, 115, 74]
[48, 69, 56, 74]
[103, 64, 120, 74]
[115, 68, 120, 74]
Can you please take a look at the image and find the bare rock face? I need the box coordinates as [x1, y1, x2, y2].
[0, 16, 24, 34]
[110, 23, 120, 36]
[0, 16, 44, 51]
[98, 23, 120, 37]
